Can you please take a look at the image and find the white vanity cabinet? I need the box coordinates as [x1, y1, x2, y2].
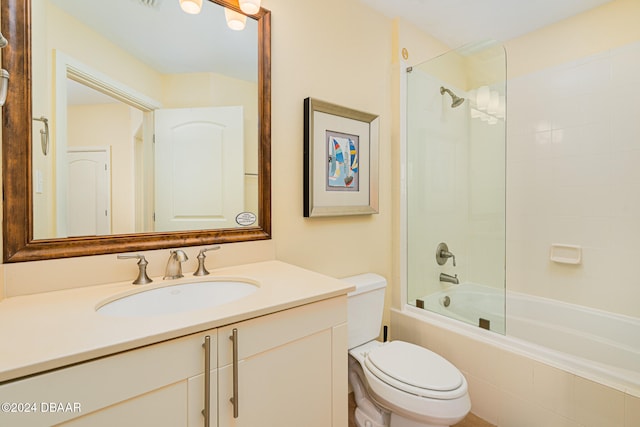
[0, 329, 217, 427]
[0, 296, 347, 427]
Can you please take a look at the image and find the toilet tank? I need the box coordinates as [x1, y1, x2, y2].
[342, 273, 387, 349]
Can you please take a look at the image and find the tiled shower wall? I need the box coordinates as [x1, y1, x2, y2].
[507, 40, 640, 319]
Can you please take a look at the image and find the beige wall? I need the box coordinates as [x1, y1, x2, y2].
[2, 0, 397, 300]
[258, 0, 398, 328]
[389, 19, 450, 312]
[505, 0, 640, 79]
[264, 0, 394, 289]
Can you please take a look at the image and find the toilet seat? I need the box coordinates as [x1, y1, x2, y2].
[363, 341, 467, 400]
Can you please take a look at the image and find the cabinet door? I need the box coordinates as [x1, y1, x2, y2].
[57, 382, 187, 427]
[0, 330, 217, 427]
[217, 296, 348, 427]
[218, 329, 333, 427]
[188, 370, 218, 427]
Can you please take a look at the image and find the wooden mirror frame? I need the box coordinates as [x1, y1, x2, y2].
[1, 0, 271, 262]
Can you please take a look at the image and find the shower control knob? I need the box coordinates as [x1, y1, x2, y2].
[436, 242, 456, 266]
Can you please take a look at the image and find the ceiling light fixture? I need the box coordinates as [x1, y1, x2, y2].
[179, 0, 202, 14]
[239, 0, 261, 15]
[225, 8, 247, 31]
[138, 0, 160, 8]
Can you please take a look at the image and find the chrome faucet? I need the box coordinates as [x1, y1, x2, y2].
[439, 272, 459, 285]
[164, 250, 188, 280]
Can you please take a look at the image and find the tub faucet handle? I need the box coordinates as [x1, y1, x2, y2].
[436, 242, 456, 267]
[194, 246, 221, 276]
[442, 250, 456, 267]
[117, 254, 153, 285]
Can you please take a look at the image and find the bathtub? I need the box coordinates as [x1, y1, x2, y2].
[418, 283, 506, 334]
[414, 283, 640, 394]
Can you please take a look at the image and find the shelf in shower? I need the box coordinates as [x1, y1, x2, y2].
[549, 243, 582, 265]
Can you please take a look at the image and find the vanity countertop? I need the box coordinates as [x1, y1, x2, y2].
[0, 260, 354, 383]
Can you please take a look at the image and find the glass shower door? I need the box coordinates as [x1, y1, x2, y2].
[405, 42, 507, 334]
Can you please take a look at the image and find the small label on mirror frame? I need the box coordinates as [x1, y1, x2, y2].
[235, 212, 257, 226]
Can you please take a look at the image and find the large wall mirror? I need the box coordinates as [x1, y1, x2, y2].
[2, 0, 271, 262]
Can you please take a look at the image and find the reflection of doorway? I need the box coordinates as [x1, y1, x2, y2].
[53, 51, 161, 237]
[154, 107, 244, 231]
[67, 147, 110, 236]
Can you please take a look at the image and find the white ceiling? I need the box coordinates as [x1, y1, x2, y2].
[54, 0, 615, 105]
[51, 0, 615, 82]
[49, 0, 259, 105]
[359, 0, 614, 48]
[50, 0, 258, 80]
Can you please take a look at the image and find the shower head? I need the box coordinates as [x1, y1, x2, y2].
[440, 86, 465, 108]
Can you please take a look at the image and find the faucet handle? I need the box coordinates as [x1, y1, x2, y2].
[442, 250, 456, 267]
[194, 246, 221, 276]
[436, 242, 456, 267]
[117, 254, 153, 285]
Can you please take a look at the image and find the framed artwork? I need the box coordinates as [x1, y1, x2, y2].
[303, 97, 379, 217]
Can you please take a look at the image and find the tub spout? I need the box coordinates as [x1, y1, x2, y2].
[439, 272, 459, 285]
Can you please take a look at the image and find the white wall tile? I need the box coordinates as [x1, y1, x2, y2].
[626, 394, 640, 427]
[574, 376, 625, 427]
[498, 392, 540, 427]
[532, 361, 575, 420]
[506, 40, 640, 318]
[465, 374, 500, 425]
[498, 351, 534, 398]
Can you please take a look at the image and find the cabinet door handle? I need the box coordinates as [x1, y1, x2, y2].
[202, 335, 211, 427]
[229, 328, 239, 418]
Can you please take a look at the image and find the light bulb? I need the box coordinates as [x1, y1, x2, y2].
[225, 8, 246, 31]
[476, 85, 490, 111]
[180, 0, 202, 14]
[239, 0, 261, 15]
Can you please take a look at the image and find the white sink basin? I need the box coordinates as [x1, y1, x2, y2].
[97, 280, 258, 317]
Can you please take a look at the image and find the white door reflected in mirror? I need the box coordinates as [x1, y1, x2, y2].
[66, 147, 111, 236]
[154, 107, 245, 231]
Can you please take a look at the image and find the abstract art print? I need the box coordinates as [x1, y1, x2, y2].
[326, 131, 359, 192]
[303, 98, 379, 217]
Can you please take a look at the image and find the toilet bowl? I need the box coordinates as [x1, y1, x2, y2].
[344, 274, 471, 427]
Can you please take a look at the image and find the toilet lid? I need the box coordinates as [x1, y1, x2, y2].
[365, 341, 463, 395]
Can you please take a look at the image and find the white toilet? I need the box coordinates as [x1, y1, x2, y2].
[344, 273, 471, 427]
